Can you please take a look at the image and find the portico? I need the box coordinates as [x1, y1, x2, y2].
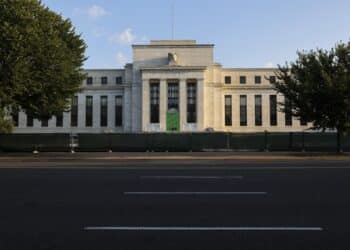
[141, 67, 205, 132]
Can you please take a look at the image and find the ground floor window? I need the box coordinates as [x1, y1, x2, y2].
[100, 96, 108, 127]
[115, 96, 123, 127]
[240, 95, 247, 126]
[285, 98, 292, 126]
[255, 95, 262, 126]
[224, 95, 232, 126]
[27, 114, 33, 127]
[71, 96, 78, 127]
[270, 95, 277, 126]
[41, 118, 48, 127]
[56, 113, 63, 127]
[86, 96, 93, 127]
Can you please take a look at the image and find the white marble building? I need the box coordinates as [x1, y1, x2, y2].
[13, 40, 310, 134]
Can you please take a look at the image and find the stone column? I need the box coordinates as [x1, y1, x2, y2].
[179, 78, 187, 132]
[277, 94, 284, 130]
[142, 79, 150, 132]
[262, 93, 270, 129]
[92, 94, 100, 129]
[78, 93, 85, 129]
[159, 79, 167, 131]
[197, 78, 204, 131]
[108, 93, 115, 130]
[247, 94, 254, 129]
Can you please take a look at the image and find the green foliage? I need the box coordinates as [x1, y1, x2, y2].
[274, 41, 350, 134]
[0, 0, 87, 132]
[0, 109, 13, 133]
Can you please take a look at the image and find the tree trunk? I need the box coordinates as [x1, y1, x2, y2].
[336, 129, 343, 153]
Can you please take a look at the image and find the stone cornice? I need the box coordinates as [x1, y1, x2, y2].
[218, 85, 275, 90]
[133, 44, 214, 49]
[141, 66, 207, 71]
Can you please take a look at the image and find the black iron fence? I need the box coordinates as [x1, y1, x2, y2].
[0, 132, 349, 152]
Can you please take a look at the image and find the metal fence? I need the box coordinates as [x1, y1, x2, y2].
[0, 132, 349, 152]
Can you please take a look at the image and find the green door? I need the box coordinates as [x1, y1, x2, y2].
[166, 111, 180, 132]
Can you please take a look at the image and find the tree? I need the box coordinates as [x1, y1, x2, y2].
[274, 41, 350, 152]
[0, 0, 87, 132]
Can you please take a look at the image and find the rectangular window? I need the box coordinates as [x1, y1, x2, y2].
[71, 96, 78, 127]
[100, 96, 108, 127]
[240, 95, 247, 126]
[87, 77, 93, 85]
[225, 76, 231, 84]
[12, 110, 19, 127]
[41, 118, 48, 127]
[115, 96, 123, 127]
[86, 96, 93, 127]
[168, 81, 179, 111]
[255, 95, 262, 126]
[187, 81, 197, 123]
[240, 76, 246, 84]
[255, 76, 261, 84]
[270, 75, 276, 84]
[116, 76, 122, 84]
[27, 113, 33, 127]
[224, 95, 232, 126]
[56, 113, 63, 127]
[285, 98, 292, 126]
[270, 95, 277, 126]
[150, 82, 160, 123]
[101, 77, 108, 85]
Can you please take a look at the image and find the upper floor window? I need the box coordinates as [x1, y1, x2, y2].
[240, 76, 246, 84]
[255, 76, 261, 84]
[101, 77, 108, 85]
[269, 75, 276, 84]
[87, 77, 93, 85]
[225, 76, 231, 84]
[116, 76, 123, 84]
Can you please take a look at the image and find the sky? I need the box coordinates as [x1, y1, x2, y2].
[42, 0, 350, 69]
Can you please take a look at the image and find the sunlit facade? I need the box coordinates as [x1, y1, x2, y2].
[13, 40, 310, 133]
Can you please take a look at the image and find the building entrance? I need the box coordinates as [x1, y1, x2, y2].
[167, 81, 180, 131]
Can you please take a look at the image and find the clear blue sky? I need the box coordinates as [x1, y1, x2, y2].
[42, 0, 350, 69]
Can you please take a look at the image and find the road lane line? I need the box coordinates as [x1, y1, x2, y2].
[84, 226, 323, 231]
[124, 192, 267, 196]
[139, 176, 243, 180]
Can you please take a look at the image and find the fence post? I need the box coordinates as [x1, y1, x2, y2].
[226, 133, 230, 151]
[264, 130, 269, 152]
[189, 133, 193, 152]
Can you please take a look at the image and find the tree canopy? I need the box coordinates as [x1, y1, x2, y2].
[274, 41, 350, 151]
[0, 0, 86, 132]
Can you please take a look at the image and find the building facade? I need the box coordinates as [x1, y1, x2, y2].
[13, 40, 309, 134]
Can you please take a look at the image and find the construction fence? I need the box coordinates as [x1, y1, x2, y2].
[0, 132, 349, 152]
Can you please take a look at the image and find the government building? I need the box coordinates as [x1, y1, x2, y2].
[13, 40, 309, 134]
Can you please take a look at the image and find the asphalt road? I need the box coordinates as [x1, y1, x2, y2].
[0, 160, 349, 250]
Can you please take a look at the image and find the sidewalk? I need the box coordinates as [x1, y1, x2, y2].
[1, 151, 350, 162]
